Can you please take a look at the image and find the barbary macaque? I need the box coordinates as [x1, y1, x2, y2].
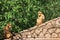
[3, 23, 12, 39]
[36, 11, 45, 26]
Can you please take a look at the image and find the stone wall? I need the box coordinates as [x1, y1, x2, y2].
[4, 17, 60, 40]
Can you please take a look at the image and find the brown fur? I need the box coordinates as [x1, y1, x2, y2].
[36, 11, 45, 26]
[4, 23, 12, 39]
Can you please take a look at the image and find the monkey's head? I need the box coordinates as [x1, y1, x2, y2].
[4, 23, 11, 30]
[38, 11, 43, 17]
[7, 23, 11, 28]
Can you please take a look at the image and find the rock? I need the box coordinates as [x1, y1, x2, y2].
[42, 28, 47, 34]
[55, 28, 60, 33]
[58, 34, 60, 38]
[27, 34, 31, 38]
[4, 38, 11, 40]
[38, 32, 44, 38]
[44, 22, 53, 29]
[45, 33, 51, 38]
[56, 19, 60, 27]
[35, 29, 40, 35]
[31, 33, 37, 38]
[48, 28, 56, 34]
[51, 33, 58, 38]
[13, 36, 17, 40]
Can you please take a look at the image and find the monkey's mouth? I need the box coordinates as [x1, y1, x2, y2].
[39, 14, 41, 17]
[39, 15, 41, 17]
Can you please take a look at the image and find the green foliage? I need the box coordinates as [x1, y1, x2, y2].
[0, 0, 60, 39]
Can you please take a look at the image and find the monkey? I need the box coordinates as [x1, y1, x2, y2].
[36, 11, 45, 26]
[3, 23, 12, 39]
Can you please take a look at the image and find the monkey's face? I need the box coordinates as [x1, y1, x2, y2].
[38, 13, 42, 17]
[38, 11, 43, 17]
[4, 23, 11, 30]
[7, 23, 11, 28]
